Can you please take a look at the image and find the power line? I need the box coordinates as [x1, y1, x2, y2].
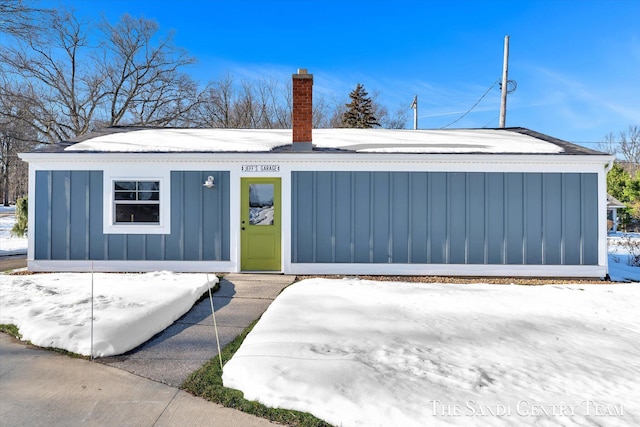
[440, 79, 500, 129]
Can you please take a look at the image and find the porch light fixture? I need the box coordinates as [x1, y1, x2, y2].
[203, 176, 215, 188]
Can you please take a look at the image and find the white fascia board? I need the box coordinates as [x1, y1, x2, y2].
[20, 152, 613, 173]
[285, 263, 608, 279]
[27, 260, 238, 273]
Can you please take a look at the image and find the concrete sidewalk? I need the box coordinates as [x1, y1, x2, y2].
[99, 273, 295, 386]
[0, 273, 295, 426]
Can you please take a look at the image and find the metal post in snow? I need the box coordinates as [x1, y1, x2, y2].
[207, 273, 224, 371]
[90, 261, 94, 361]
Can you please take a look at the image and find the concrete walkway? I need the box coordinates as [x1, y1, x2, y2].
[0, 254, 27, 272]
[99, 273, 295, 386]
[0, 273, 296, 426]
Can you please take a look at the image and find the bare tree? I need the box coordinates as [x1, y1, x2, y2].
[0, 0, 51, 39]
[100, 14, 201, 127]
[619, 125, 640, 171]
[312, 94, 331, 128]
[0, 93, 36, 205]
[597, 132, 618, 156]
[381, 104, 410, 129]
[0, 11, 106, 142]
[196, 75, 236, 128]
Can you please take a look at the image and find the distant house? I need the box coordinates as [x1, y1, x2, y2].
[607, 194, 626, 232]
[19, 70, 614, 278]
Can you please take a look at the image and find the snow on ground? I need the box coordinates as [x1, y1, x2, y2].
[2, 201, 639, 425]
[0, 207, 28, 256]
[223, 279, 640, 426]
[0, 272, 216, 357]
[607, 233, 640, 282]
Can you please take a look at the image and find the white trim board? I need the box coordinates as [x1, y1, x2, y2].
[285, 263, 608, 279]
[27, 260, 237, 273]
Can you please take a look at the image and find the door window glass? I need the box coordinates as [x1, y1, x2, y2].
[249, 184, 274, 225]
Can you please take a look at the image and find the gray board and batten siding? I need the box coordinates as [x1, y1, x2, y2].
[291, 171, 599, 266]
[34, 170, 230, 261]
[33, 168, 599, 267]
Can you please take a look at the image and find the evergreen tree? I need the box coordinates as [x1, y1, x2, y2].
[341, 84, 380, 128]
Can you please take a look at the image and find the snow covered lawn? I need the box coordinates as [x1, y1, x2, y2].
[608, 233, 640, 282]
[223, 279, 640, 426]
[0, 272, 216, 357]
[0, 206, 28, 256]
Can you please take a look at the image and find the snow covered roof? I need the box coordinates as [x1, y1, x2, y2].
[55, 127, 603, 155]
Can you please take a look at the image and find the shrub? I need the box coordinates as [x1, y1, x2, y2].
[619, 235, 640, 267]
[11, 196, 28, 237]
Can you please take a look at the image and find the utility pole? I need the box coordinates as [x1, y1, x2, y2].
[499, 35, 510, 128]
[411, 95, 418, 130]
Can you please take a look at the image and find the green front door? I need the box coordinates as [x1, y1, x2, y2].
[241, 178, 281, 271]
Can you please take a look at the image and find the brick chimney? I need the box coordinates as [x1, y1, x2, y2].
[292, 68, 313, 151]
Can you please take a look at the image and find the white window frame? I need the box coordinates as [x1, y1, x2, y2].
[104, 171, 171, 234]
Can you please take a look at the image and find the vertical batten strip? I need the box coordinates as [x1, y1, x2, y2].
[331, 172, 336, 263]
[350, 172, 355, 263]
[388, 172, 393, 263]
[407, 173, 413, 263]
[47, 171, 53, 260]
[426, 172, 432, 264]
[312, 172, 317, 262]
[65, 172, 71, 260]
[560, 174, 567, 265]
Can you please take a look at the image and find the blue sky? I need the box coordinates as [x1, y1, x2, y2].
[42, 0, 639, 146]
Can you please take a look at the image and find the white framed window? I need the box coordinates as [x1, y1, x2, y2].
[104, 170, 171, 234]
[114, 180, 160, 224]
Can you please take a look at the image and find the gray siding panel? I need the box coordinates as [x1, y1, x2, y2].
[543, 174, 563, 264]
[372, 172, 390, 263]
[392, 173, 410, 263]
[34, 170, 230, 262]
[487, 173, 505, 264]
[563, 174, 582, 265]
[353, 173, 372, 263]
[467, 173, 486, 264]
[410, 173, 428, 263]
[335, 172, 353, 262]
[126, 235, 145, 260]
[88, 171, 105, 260]
[315, 172, 333, 263]
[449, 173, 466, 264]
[291, 171, 600, 266]
[506, 173, 524, 264]
[525, 174, 543, 264]
[292, 172, 313, 262]
[69, 171, 88, 260]
[108, 234, 125, 260]
[50, 172, 70, 260]
[429, 173, 447, 264]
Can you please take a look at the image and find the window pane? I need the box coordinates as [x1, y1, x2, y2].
[249, 184, 274, 225]
[138, 191, 159, 201]
[138, 181, 160, 191]
[115, 191, 136, 200]
[115, 181, 136, 191]
[115, 204, 160, 223]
